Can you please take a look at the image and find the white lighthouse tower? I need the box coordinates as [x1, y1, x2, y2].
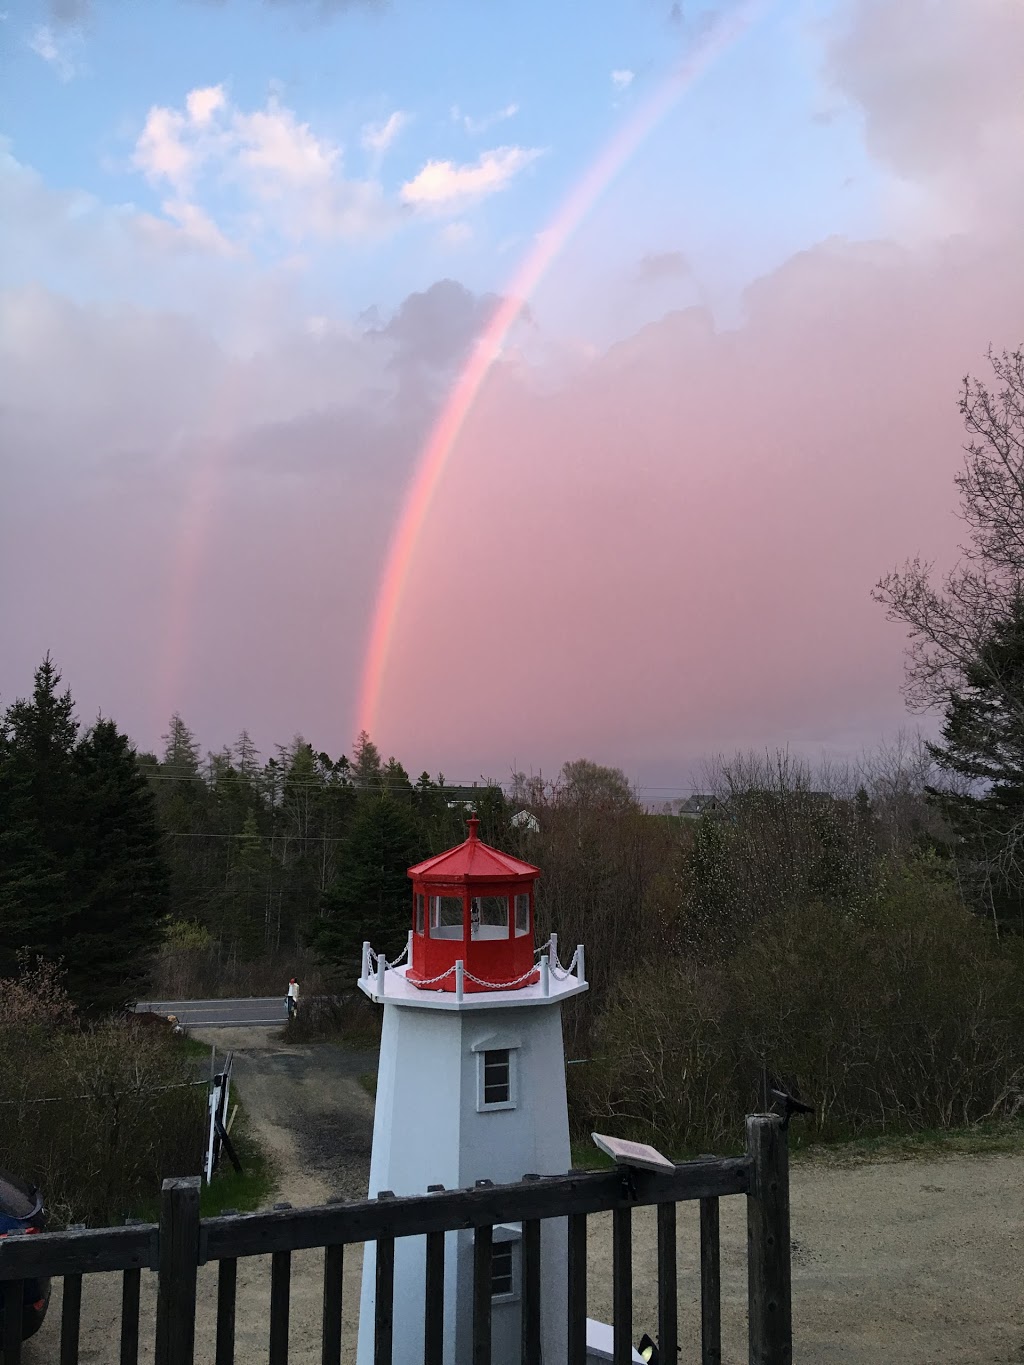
[355, 816, 587, 1364]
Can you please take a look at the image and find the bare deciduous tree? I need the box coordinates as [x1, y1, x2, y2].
[874, 346, 1024, 713]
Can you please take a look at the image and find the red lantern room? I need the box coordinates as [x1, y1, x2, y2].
[406, 817, 540, 993]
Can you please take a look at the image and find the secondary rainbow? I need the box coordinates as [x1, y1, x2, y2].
[356, 0, 765, 738]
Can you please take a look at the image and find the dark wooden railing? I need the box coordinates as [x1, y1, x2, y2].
[0, 1113, 791, 1365]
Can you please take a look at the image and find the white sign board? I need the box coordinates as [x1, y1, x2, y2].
[591, 1133, 675, 1172]
[585, 1318, 645, 1362]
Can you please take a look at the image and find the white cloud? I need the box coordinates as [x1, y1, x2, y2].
[134, 106, 197, 190]
[611, 69, 635, 91]
[452, 102, 520, 136]
[186, 85, 227, 127]
[158, 199, 238, 256]
[232, 100, 339, 186]
[361, 111, 409, 155]
[132, 87, 396, 246]
[28, 24, 75, 81]
[401, 145, 542, 213]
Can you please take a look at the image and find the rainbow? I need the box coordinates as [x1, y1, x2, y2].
[356, 0, 765, 739]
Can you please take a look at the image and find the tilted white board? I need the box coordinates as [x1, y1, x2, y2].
[591, 1133, 675, 1172]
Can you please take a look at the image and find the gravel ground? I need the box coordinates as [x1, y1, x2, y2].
[22, 1026, 1024, 1363]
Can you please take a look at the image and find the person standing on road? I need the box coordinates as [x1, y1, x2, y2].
[286, 977, 300, 1019]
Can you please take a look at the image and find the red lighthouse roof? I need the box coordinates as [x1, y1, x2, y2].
[408, 816, 540, 885]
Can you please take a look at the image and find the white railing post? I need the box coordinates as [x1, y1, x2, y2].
[576, 944, 586, 987]
[376, 953, 386, 997]
[361, 941, 371, 983]
[540, 953, 550, 997]
[407, 929, 414, 962]
[455, 959, 465, 1003]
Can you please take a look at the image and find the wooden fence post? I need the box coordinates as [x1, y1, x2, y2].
[746, 1114, 792, 1365]
[155, 1176, 201, 1365]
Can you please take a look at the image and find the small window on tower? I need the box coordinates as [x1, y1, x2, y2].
[491, 1242, 514, 1298]
[415, 893, 424, 935]
[481, 1048, 512, 1108]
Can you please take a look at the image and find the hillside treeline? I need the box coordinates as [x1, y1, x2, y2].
[2, 652, 1023, 1157]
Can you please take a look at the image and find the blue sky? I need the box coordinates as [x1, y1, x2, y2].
[5, 0, 884, 333]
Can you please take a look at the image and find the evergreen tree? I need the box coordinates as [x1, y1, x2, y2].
[927, 598, 1024, 932]
[382, 756, 413, 791]
[351, 731, 382, 788]
[221, 810, 273, 961]
[0, 660, 169, 1011]
[70, 719, 169, 1010]
[162, 713, 201, 778]
[312, 793, 420, 970]
[153, 714, 211, 925]
[0, 657, 80, 977]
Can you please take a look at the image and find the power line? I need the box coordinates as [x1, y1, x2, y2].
[143, 770, 706, 793]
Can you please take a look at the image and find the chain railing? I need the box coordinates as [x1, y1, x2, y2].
[359, 932, 586, 1000]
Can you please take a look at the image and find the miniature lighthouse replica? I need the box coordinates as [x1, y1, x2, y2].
[356, 817, 587, 1364]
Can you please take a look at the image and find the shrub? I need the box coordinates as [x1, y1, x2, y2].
[586, 856, 1024, 1153]
[284, 992, 381, 1047]
[0, 959, 205, 1226]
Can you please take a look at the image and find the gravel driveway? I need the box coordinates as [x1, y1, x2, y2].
[22, 1026, 1024, 1363]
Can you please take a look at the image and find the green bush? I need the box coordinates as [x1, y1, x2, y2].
[283, 991, 382, 1047]
[0, 959, 205, 1226]
[585, 857, 1024, 1153]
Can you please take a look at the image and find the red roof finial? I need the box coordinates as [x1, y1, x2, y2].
[467, 815, 480, 841]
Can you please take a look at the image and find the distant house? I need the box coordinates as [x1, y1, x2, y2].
[676, 794, 725, 819]
[510, 809, 540, 834]
[439, 783, 510, 813]
[440, 784, 482, 812]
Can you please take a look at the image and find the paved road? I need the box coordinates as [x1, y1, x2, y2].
[137, 996, 289, 1027]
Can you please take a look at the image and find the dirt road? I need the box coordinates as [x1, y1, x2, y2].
[23, 1026, 1024, 1363]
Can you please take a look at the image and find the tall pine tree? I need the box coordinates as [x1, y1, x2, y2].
[71, 719, 168, 1010]
[0, 656, 80, 976]
[312, 792, 420, 970]
[0, 660, 169, 1010]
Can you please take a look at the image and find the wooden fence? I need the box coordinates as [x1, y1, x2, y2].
[0, 1114, 791, 1365]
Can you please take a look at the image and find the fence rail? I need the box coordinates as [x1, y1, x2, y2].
[0, 1114, 791, 1365]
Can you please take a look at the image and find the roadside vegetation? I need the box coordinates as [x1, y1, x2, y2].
[0, 959, 205, 1228]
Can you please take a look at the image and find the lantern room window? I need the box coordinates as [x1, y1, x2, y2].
[471, 896, 509, 939]
[514, 893, 530, 937]
[430, 896, 464, 940]
[415, 894, 425, 935]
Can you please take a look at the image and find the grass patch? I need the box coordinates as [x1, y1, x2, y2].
[177, 1033, 217, 1061]
[358, 1072, 378, 1101]
[569, 1142, 615, 1171]
[199, 1101, 278, 1216]
[792, 1116, 1024, 1167]
[570, 1114, 1024, 1172]
[130, 1098, 277, 1221]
